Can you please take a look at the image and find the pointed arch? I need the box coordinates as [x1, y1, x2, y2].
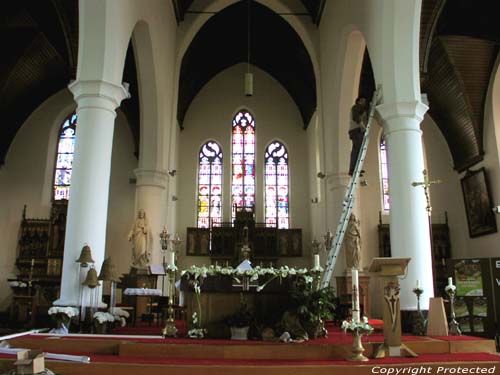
[197, 140, 223, 228]
[231, 110, 256, 221]
[264, 140, 289, 229]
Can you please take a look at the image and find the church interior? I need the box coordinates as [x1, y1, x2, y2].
[1, 0, 500, 373]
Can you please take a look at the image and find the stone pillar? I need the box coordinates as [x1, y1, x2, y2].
[54, 80, 129, 306]
[324, 172, 352, 278]
[377, 101, 434, 310]
[133, 168, 169, 267]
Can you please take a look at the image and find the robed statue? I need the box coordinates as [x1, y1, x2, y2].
[345, 213, 361, 269]
[128, 209, 152, 269]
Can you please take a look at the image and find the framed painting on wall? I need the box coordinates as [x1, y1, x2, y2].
[461, 168, 497, 238]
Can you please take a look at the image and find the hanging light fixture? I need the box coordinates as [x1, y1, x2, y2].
[244, 0, 253, 96]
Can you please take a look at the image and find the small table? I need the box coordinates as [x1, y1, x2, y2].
[123, 288, 162, 325]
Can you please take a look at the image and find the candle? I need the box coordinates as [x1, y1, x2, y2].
[416, 279, 420, 289]
[31, 258, 35, 267]
[167, 251, 175, 266]
[448, 277, 453, 286]
[351, 269, 360, 323]
[313, 254, 320, 269]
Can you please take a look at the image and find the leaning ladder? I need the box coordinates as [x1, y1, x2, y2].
[320, 86, 382, 288]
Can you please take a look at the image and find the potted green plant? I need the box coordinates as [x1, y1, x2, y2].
[224, 304, 254, 340]
[289, 280, 337, 339]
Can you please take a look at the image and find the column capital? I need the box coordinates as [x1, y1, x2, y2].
[325, 172, 351, 192]
[376, 100, 429, 133]
[68, 80, 130, 114]
[134, 168, 169, 189]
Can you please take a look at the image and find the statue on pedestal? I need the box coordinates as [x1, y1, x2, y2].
[345, 213, 361, 270]
[128, 209, 152, 269]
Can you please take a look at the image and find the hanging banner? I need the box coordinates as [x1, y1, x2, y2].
[453, 259, 483, 296]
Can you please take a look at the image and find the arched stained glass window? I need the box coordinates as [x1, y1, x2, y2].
[197, 141, 223, 228]
[53, 113, 77, 200]
[231, 110, 255, 221]
[265, 141, 289, 229]
[380, 136, 390, 211]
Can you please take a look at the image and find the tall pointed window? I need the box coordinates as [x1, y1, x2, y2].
[53, 113, 77, 200]
[231, 110, 255, 221]
[265, 141, 289, 229]
[197, 141, 223, 228]
[380, 136, 390, 211]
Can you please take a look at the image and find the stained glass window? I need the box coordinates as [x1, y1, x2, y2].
[231, 110, 255, 221]
[265, 141, 289, 229]
[380, 136, 390, 211]
[197, 141, 223, 228]
[53, 113, 77, 200]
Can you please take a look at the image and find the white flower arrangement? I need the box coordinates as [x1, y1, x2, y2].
[9, 281, 28, 288]
[110, 307, 129, 327]
[341, 316, 374, 336]
[181, 264, 311, 292]
[48, 306, 79, 318]
[93, 312, 115, 324]
[112, 307, 130, 318]
[187, 312, 207, 339]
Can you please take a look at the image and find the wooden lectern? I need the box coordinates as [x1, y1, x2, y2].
[369, 257, 417, 358]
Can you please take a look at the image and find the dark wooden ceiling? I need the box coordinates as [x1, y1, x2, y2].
[1, 0, 499, 173]
[0, 0, 139, 165]
[358, 0, 500, 172]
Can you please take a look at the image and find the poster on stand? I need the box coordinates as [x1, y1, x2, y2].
[454, 259, 483, 296]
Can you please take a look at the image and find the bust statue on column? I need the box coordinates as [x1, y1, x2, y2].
[345, 213, 361, 270]
[128, 208, 152, 269]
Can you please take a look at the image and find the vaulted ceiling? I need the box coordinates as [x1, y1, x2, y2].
[1, 0, 499, 173]
[177, 0, 317, 128]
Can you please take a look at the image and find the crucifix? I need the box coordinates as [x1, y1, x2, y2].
[411, 169, 441, 294]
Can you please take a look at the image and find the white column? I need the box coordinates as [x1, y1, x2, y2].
[377, 101, 434, 310]
[54, 80, 129, 306]
[134, 168, 168, 267]
[324, 172, 360, 277]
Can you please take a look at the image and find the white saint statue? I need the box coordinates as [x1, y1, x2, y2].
[345, 213, 361, 270]
[128, 208, 152, 269]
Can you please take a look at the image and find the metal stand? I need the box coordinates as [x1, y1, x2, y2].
[163, 268, 177, 337]
[411, 287, 426, 336]
[446, 286, 461, 335]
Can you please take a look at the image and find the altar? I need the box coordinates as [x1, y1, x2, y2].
[180, 274, 292, 333]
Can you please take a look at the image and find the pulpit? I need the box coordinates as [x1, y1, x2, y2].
[369, 257, 417, 358]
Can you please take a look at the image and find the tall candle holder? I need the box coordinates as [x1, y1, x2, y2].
[411, 286, 425, 336]
[159, 228, 182, 337]
[445, 283, 461, 336]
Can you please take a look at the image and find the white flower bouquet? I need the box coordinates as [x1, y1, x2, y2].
[48, 306, 79, 334]
[93, 312, 115, 324]
[9, 281, 28, 288]
[341, 316, 374, 336]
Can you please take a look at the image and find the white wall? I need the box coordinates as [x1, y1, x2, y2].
[176, 63, 312, 271]
[0, 89, 137, 309]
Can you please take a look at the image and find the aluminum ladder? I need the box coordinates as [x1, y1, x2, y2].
[320, 86, 382, 288]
